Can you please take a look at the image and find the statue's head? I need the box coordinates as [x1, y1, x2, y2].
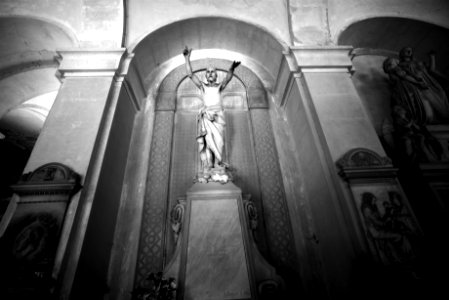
[383, 57, 399, 74]
[205, 67, 217, 84]
[399, 47, 413, 61]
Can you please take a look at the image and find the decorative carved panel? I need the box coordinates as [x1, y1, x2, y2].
[135, 111, 174, 286]
[337, 148, 423, 266]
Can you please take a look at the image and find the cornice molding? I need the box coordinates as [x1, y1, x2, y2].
[11, 162, 81, 196]
[56, 48, 126, 78]
[336, 148, 397, 180]
[0, 50, 59, 80]
[289, 46, 353, 72]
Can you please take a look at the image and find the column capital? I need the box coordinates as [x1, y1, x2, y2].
[56, 48, 126, 78]
[289, 46, 353, 73]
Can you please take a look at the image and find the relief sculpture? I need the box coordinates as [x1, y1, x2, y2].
[360, 191, 418, 265]
[383, 47, 449, 163]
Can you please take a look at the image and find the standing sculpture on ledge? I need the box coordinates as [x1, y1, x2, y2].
[183, 46, 240, 183]
[383, 47, 449, 125]
[383, 47, 448, 162]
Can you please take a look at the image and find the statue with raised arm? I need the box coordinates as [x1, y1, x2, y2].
[183, 46, 240, 183]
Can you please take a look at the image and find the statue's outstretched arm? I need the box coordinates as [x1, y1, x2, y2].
[220, 61, 240, 91]
[183, 46, 202, 89]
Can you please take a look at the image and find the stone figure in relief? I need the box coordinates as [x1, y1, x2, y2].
[383, 47, 449, 125]
[183, 46, 240, 183]
[360, 192, 416, 264]
[390, 105, 442, 162]
[383, 47, 448, 162]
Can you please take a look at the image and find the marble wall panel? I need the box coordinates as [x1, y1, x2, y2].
[250, 109, 298, 276]
[24, 76, 114, 177]
[303, 72, 385, 161]
[184, 198, 251, 300]
[166, 112, 197, 258]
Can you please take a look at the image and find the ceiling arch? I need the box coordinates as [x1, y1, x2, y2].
[0, 16, 77, 151]
[337, 17, 449, 76]
[155, 58, 267, 111]
[0, 16, 78, 74]
[129, 17, 287, 93]
[0, 15, 77, 117]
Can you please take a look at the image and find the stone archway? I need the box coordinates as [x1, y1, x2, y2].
[107, 16, 355, 300]
[135, 58, 299, 293]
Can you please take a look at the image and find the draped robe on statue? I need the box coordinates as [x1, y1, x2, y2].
[397, 59, 449, 124]
[197, 83, 225, 168]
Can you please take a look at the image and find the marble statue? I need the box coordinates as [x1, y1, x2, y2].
[383, 47, 449, 125]
[183, 46, 240, 183]
[383, 47, 448, 162]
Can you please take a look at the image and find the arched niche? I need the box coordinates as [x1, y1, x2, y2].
[128, 17, 288, 94]
[156, 59, 267, 111]
[135, 58, 298, 291]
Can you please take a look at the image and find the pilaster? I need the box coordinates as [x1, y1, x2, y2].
[23, 48, 127, 299]
[290, 46, 385, 161]
[25, 49, 126, 175]
[270, 46, 407, 298]
[278, 45, 425, 297]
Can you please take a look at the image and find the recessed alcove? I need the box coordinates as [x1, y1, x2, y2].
[134, 58, 298, 292]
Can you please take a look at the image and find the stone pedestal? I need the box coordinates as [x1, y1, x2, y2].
[164, 182, 283, 300]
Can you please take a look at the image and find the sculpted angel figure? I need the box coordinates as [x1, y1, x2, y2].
[183, 46, 240, 182]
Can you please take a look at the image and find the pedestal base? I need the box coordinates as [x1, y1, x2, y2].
[164, 182, 283, 300]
